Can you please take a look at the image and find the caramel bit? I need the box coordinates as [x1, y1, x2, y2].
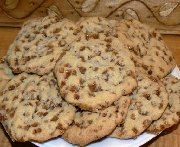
[104, 38, 112, 43]
[72, 70, 77, 75]
[143, 120, 150, 128]
[85, 34, 89, 40]
[79, 78, 85, 86]
[106, 43, 111, 48]
[92, 34, 99, 39]
[159, 67, 165, 72]
[59, 67, 64, 73]
[101, 113, 107, 117]
[88, 92, 95, 97]
[156, 90, 160, 96]
[88, 82, 97, 92]
[87, 120, 93, 125]
[78, 66, 86, 74]
[34, 31, 39, 34]
[94, 67, 98, 71]
[169, 56, 173, 62]
[53, 28, 61, 33]
[80, 46, 85, 51]
[148, 70, 152, 75]
[142, 64, 148, 71]
[102, 70, 108, 74]
[80, 56, 85, 62]
[24, 125, 30, 131]
[25, 34, 30, 38]
[59, 40, 66, 47]
[51, 115, 59, 121]
[132, 127, 138, 134]
[64, 63, 71, 67]
[44, 24, 49, 29]
[126, 24, 130, 28]
[14, 47, 20, 52]
[149, 76, 158, 82]
[152, 32, 157, 38]
[37, 112, 48, 117]
[9, 109, 15, 118]
[31, 122, 39, 127]
[143, 93, 151, 100]
[12, 96, 18, 101]
[8, 85, 15, 91]
[69, 27, 73, 30]
[14, 59, 19, 66]
[159, 103, 163, 109]
[65, 70, 72, 79]
[59, 51, 66, 58]
[33, 128, 42, 134]
[130, 113, 136, 120]
[158, 36, 162, 41]
[113, 34, 118, 38]
[60, 81, 66, 88]
[74, 93, 80, 100]
[70, 85, 79, 92]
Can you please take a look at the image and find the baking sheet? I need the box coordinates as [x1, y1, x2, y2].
[34, 66, 180, 147]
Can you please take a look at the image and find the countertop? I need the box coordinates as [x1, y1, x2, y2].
[0, 27, 180, 147]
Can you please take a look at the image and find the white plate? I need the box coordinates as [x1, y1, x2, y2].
[34, 66, 180, 147]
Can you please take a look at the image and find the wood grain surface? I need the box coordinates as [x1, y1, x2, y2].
[0, 28, 179, 147]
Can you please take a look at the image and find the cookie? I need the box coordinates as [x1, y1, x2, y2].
[116, 19, 176, 78]
[162, 75, 180, 113]
[63, 96, 130, 146]
[0, 73, 76, 142]
[111, 73, 168, 139]
[55, 32, 137, 111]
[0, 57, 14, 92]
[7, 15, 77, 75]
[147, 75, 180, 134]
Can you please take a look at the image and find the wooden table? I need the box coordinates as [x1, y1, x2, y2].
[0, 27, 180, 147]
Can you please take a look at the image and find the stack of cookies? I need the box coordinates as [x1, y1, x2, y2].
[0, 15, 180, 146]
